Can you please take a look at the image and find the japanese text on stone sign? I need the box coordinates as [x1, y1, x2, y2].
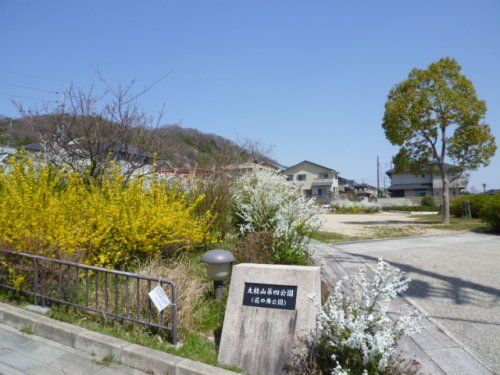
[242, 282, 297, 310]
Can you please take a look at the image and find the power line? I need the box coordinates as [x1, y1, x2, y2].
[0, 80, 59, 94]
[0, 92, 58, 103]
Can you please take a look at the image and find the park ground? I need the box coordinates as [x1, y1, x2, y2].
[314, 211, 489, 242]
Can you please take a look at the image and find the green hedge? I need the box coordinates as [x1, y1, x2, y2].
[383, 205, 439, 212]
[451, 193, 500, 232]
[478, 194, 500, 232]
[450, 194, 491, 218]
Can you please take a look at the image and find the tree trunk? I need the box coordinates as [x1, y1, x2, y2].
[441, 172, 450, 225]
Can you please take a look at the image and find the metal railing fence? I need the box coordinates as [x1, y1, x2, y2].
[0, 249, 178, 344]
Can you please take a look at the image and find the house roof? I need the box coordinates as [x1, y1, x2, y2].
[339, 177, 355, 185]
[387, 184, 432, 191]
[159, 168, 220, 177]
[282, 160, 338, 174]
[354, 182, 377, 190]
[226, 161, 279, 171]
[23, 143, 45, 152]
[386, 162, 458, 176]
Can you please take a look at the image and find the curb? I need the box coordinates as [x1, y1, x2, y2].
[0, 302, 237, 375]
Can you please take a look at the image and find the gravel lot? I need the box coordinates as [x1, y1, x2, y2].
[321, 211, 447, 236]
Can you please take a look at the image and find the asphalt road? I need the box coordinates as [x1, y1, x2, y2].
[333, 233, 500, 374]
[0, 323, 146, 375]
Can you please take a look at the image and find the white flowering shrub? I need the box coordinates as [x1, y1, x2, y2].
[296, 259, 422, 374]
[332, 199, 381, 214]
[232, 170, 322, 264]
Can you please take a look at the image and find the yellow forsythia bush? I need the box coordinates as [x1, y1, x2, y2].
[0, 157, 218, 269]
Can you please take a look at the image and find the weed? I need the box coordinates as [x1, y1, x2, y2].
[95, 352, 115, 366]
[20, 325, 34, 335]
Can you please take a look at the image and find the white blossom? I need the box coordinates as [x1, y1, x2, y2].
[232, 170, 322, 261]
[309, 259, 423, 373]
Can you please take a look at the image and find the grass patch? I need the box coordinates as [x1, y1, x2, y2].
[310, 231, 364, 243]
[311, 226, 425, 244]
[410, 214, 491, 232]
[362, 225, 424, 239]
[47, 306, 218, 367]
[94, 352, 115, 366]
[20, 325, 34, 335]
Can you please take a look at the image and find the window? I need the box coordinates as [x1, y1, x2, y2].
[297, 174, 307, 181]
[286, 175, 293, 181]
[303, 189, 312, 197]
[317, 188, 324, 196]
[319, 173, 329, 179]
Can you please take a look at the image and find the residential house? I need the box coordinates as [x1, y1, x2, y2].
[386, 163, 467, 197]
[226, 160, 281, 177]
[353, 183, 378, 198]
[282, 160, 339, 202]
[338, 177, 356, 198]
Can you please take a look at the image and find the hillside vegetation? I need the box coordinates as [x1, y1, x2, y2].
[0, 116, 276, 168]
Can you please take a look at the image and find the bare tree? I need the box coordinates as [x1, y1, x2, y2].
[17, 78, 167, 181]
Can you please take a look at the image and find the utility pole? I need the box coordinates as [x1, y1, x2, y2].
[377, 156, 380, 198]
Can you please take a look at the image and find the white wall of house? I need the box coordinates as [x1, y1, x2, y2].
[390, 173, 433, 185]
[283, 161, 338, 200]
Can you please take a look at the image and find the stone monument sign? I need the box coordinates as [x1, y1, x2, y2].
[218, 263, 321, 375]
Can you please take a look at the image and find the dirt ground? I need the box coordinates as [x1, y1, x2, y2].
[321, 211, 449, 237]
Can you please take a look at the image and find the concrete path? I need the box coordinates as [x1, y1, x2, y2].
[311, 232, 499, 374]
[0, 323, 146, 375]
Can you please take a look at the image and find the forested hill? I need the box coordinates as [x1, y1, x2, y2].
[0, 117, 277, 168]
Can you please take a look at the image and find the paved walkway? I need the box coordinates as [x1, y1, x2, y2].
[0, 323, 146, 375]
[311, 232, 499, 374]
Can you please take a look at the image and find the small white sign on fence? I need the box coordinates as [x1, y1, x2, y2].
[148, 285, 172, 312]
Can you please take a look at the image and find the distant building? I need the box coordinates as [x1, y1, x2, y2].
[338, 177, 355, 197]
[282, 160, 339, 202]
[386, 164, 467, 197]
[485, 189, 500, 195]
[158, 168, 219, 178]
[226, 161, 280, 177]
[353, 182, 378, 198]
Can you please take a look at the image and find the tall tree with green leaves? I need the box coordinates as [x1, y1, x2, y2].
[382, 58, 496, 224]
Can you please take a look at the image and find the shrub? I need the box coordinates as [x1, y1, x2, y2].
[478, 193, 500, 232]
[421, 196, 437, 208]
[295, 259, 422, 374]
[331, 200, 381, 214]
[0, 157, 218, 268]
[232, 170, 322, 265]
[450, 194, 490, 218]
[231, 231, 276, 264]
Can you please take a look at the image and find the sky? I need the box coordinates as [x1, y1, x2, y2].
[1, 0, 499, 189]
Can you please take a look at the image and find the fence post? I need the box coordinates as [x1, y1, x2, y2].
[33, 257, 39, 306]
[172, 285, 178, 345]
